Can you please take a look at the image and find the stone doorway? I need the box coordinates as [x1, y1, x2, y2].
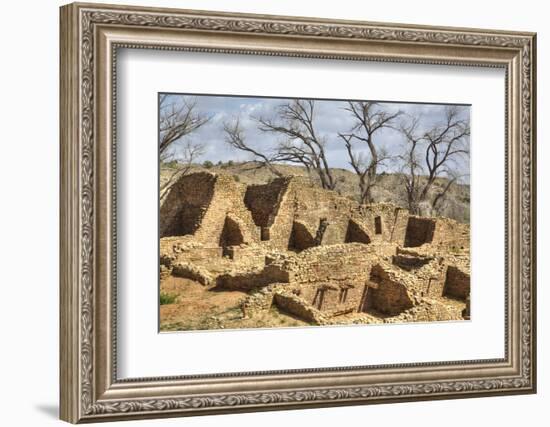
[219, 215, 244, 256]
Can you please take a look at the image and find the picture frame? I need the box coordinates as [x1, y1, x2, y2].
[59, 2, 537, 423]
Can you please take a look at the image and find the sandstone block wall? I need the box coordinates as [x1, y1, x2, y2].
[390, 208, 410, 245]
[273, 292, 327, 324]
[368, 264, 415, 315]
[161, 172, 414, 254]
[192, 175, 260, 246]
[391, 250, 446, 298]
[295, 283, 363, 313]
[216, 263, 291, 291]
[214, 242, 398, 306]
[160, 173, 216, 237]
[244, 179, 289, 229]
[160, 172, 470, 324]
[443, 266, 470, 300]
[226, 245, 267, 263]
[403, 215, 470, 250]
[344, 220, 371, 244]
[267, 243, 397, 285]
[404, 216, 436, 247]
[160, 173, 260, 246]
[241, 290, 275, 318]
[431, 218, 470, 249]
[172, 262, 213, 286]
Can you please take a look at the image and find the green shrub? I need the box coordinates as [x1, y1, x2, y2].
[220, 160, 234, 169]
[203, 160, 213, 169]
[163, 160, 178, 168]
[160, 292, 177, 305]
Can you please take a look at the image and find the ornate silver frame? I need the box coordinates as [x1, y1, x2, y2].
[60, 2, 536, 423]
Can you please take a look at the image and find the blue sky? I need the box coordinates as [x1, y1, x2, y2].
[160, 93, 470, 178]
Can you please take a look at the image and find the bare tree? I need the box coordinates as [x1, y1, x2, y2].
[338, 134, 392, 204]
[256, 100, 336, 190]
[397, 115, 424, 213]
[339, 102, 402, 203]
[159, 95, 210, 160]
[222, 118, 283, 177]
[159, 95, 210, 201]
[159, 139, 205, 202]
[398, 106, 470, 215]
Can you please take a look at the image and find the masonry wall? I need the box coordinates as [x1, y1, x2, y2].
[431, 218, 470, 249]
[255, 178, 409, 251]
[160, 173, 216, 237]
[443, 266, 470, 300]
[404, 215, 470, 249]
[273, 293, 324, 324]
[288, 220, 316, 251]
[391, 249, 447, 298]
[367, 264, 414, 315]
[298, 283, 363, 314]
[193, 174, 260, 246]
[352, 204, 407, 245]
[216, 242, 398, 293]
[390, 208, 410, 246]
[161, 172, 261, 246]
[159, 171, 471, 326]
[275, 243, 397, 285]
[259, 179, 296, 249]
[162, 172, 412, 254]
[175, 247, 223, 262]
[244, 179, 289, 229]
[226, 245, 268, 263]
[216, 262, 291, 291]
[404, 216, 436, 247]
[345, 220, 371, 244]
[269, 243, 396, 313]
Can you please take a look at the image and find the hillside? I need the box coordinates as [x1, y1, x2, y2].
[161, 161, 470, 223]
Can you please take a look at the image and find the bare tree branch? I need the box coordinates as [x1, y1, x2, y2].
[159, 139, 206, 203]
[398, 106, 470, 215]
[223, 118, 283, 177]
[340, 101, 402, 203]
[159, 96, 210, 201]
[255, 100, 336, 190]
[159, 97, 211, 160]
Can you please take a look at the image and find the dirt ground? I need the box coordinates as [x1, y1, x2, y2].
[160, 276, 310, 331]
[160, 276, 466, 332]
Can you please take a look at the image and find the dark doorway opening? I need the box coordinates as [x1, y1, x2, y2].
[345, 220, 371, 244]
[219, 216, 244, 256]
[374, 216, 382, 234]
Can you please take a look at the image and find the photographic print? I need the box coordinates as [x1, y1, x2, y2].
[159, 94, 471, 332]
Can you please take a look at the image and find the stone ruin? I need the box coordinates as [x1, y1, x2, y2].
[160, 171, 471, 326]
